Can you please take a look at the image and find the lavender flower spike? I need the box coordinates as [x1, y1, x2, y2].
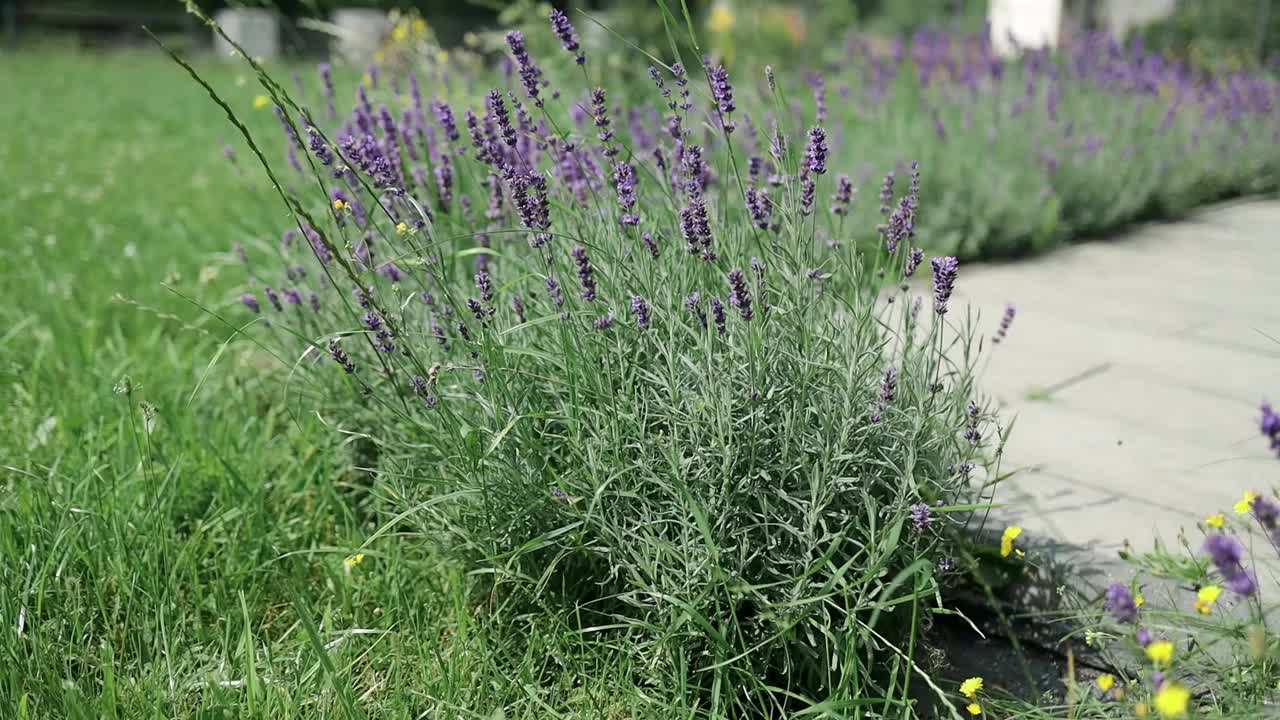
[708, 63, 735, 132]
[240, 293, 260, 313]
[1261, 401, 1280, 457]
[993, 304, 1017, 343]
[727, 269, 753, 321]
[571, 246, 597, 302]
[549, 10, 585, 65]
[505, 31, 544, 107]
[909, 503, 932, 532]
[1104, 583, 1138, 623]
[930, 256, 959, 315]
[630, 295, 652, 328]
[805, 127, 828, 175]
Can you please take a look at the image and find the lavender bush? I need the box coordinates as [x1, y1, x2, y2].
[178, 7, 1027, 713]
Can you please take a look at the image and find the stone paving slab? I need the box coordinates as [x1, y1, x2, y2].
[957, 199, 1280, 554]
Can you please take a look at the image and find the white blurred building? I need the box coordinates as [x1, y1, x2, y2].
[988, 0, 1178, 56]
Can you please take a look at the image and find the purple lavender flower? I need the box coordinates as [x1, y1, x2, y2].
[613, 162, 639, 225]
[590, 88, 616, 156]
[630, 295, 651, 328]
[710, 297, 726, 336]
[800, 173, 816, 216]
[1261, 402, 1280, 457]
[809, 72, 827, 124]
[993, 304, 1017, 343]
[412, 375, 437, 407]
[511, 294, 527, 324]
[506, 31, 544, 107]
[283, 288, 302, 306]
[805, 127, 828, 175]
[880, 367, 898, 406]
[680, 200, 713, 260]
[264, 287, 283, 312]
[878, 171, 896, 215]
[909, 503, 932, 532]
[571, 246, 597, 302]
[593, 313, 614, 331]
[904, 248, 924, 279]
[727, 269, 752, 321]
[708, 63, 735, 132]
[435, 161, 454, 213]
[746, 188, 772, 230]
[240, 293, 260, 313]
[433, 101, 460, 143]
[685, 291, 706, 327]
[549, 9, 585, 65]
[641, 231, 660, 258]
[306, 125, 334, 166]
[832, 175, 853, 216]
[508, 170, 551, 248]
[467, 298, 489, 323]
[1226, 570, 1259, 596]
[365, 311, 395, 353]
[930, 256, 959, 315]
[353, 287, 371, 309]
[486, 90, 516, 148]
[328, 338, 355, 374]
[1104, 583, 1138, 623]
[475, 270, 494, 303]
[319, 62, 336, 120]
[545, 276, 565, 310]
[1151, 671, 1165, 690]
[309, 292, 321, 313]
[1136, 628, 1153, 646]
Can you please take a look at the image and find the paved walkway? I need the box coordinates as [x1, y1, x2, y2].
[959, 199, 1280, 554]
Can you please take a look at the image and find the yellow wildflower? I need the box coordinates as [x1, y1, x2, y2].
[343, 553, 365, 570]
[395, 222, 410, 236]
[1096, 674, 1115, 692]
[1153, 683, 1190, 718]
[1234, 490, 1259, 514]
[959, 677, 984, 698]
[1135, 593, 1146, 607]
[392, 21, 409, 43]
[1135, 701, 1149, 717]
[253, 94, 271, 110]
[966, 703, 982, 716]
[1000, 525, 1023, 558]
[1205, 512, 1225, 528]
[1145, 640, 1174, 668]
[411, 18, 428, 37]
[333, 199, 346, 212]
[707, 4, 735, 34]
[1194, 584, 1222, 614]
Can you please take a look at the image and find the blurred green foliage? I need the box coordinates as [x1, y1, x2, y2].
[1132, 0, 1280, 69]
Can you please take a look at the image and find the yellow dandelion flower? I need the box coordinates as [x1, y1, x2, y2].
[343, 553, 365, 570]
[1205, 513, 1225, 528]
[1145, 640, 1174, 668]
[1000, 525, 1023, 558]
[1096, 674, 1115, 692]
[392, 22, 409, 43]
[1134, 701, 1149, 717]
[1194, 584, 1222, 614]
[966, 703, 982, 716]
[959, 677, 984, 698]
[253, 94, 271, 110]
[1234, 490, 1259, 514]
[333, 199, 346, 211]
[1135, 593, 1145, 607]
[395, 222, 410, 236]
[1153, 683, 1190, 718]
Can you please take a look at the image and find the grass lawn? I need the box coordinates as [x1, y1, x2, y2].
[0, 50, 656, 718]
